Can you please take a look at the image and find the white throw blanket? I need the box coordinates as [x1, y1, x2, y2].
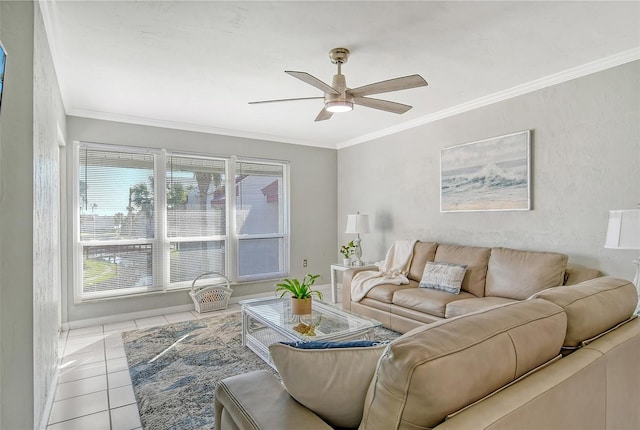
[351, 239, 418, 302]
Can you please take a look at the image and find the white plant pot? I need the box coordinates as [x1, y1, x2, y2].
[343, 258, 352, 266]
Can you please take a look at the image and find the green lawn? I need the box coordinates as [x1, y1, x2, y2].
[84, 258, 116, 285]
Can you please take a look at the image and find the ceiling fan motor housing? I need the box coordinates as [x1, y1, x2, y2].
[325, 73, 354, 112]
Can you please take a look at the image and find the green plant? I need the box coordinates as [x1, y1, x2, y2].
[275, 274, 323, 300]
[339, 240, 356, 258]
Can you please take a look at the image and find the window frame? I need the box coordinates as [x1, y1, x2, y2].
[72, 142, 290, 302]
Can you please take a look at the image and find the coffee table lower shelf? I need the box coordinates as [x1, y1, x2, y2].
[241, 298, 381, 369]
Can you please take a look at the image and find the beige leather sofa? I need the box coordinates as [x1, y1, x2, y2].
[343, 242, 602, 333]
[215, 277, 639, 429]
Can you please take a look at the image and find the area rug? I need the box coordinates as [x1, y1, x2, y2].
[122, 311, 400, 430]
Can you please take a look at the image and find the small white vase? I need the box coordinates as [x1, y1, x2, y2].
[343, 258, 352, 266]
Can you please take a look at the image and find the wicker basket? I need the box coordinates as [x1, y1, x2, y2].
[189, 272, 232, 313]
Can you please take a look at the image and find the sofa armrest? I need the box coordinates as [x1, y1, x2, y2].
[563, 264, 601, 285]
[342, 267, 379, 310]
[215, 370, 332, 430]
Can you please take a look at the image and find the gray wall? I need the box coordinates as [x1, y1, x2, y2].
[0, 2, 65, 428]
[64, 117, 337, 322]
[338, 61, 640, 282]
[0, 3, 35, 428]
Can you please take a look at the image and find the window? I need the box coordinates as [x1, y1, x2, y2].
[235, 161, 287, 281]
[75, 143, 289, 300]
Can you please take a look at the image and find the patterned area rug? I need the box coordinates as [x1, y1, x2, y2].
[122, 311, 400, 430]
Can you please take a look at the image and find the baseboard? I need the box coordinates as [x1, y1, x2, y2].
[61, 291, 273, 331]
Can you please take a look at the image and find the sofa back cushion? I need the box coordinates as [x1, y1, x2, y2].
[407, 241, 438, 282]
[434, 244, 491, 297]
[359, 299, 566, 430]
[531, 277, 637, 348]
[485, 247, 568, 300]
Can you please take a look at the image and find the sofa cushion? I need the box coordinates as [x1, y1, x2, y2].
[531, 277, 638, 348]
[364, 280, 418, 304]
[445, 296, 518, 318]
[407, 241, 438, 282]
[485, 247, 568, 300]
[392, 287, 476, 318]
[419, 261, 467, 294]
[359, 299, 566, 430]
[269, 341, 389, 428]
[434, 244, 491, 297]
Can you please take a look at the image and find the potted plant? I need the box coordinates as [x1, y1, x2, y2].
[340, 240, 356, 266]
[275, 274, 322, 315]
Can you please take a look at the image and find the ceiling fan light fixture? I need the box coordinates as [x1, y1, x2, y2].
[325, 100, 353, 113]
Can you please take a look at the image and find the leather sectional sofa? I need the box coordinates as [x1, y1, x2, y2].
[343, 241, 602, 333]
[215, 277, 640, 429]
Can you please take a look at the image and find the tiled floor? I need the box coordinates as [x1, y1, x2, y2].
[49, 283, 336, 429]
[50, 304, 240, 430]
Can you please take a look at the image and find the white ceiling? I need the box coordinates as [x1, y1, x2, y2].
[40, 1, 640, 149]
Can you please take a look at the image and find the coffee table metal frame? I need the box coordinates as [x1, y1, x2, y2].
[240, 297, 382, 368]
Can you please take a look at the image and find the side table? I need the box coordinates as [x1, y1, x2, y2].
[330, 263, 377, 304]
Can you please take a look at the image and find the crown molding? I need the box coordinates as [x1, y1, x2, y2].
[336, 47, 640, 150]
[66, 108, 335, 149]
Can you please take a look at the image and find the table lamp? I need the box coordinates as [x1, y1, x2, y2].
[345, 212, 370, 266]
[605, 209, 640, 313]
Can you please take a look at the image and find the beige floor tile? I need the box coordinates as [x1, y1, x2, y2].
[55, 375, 107, 401]
[104, 332, 125, 349]
[46, 410, 110, 430]
[108, 384, 137, 409]
[105, 345, 126, 361]
[61, 350, 105, 368]
[107, 369, 132, 389]
[67, 325, 104, 339]
[59, 362, 106, 384]
[107, 357, 129, 374]
[48, 391, 108, 425]
[110, 403, 142, 430]
[63, 339, 105, 357]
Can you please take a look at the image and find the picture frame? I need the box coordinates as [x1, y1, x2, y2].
[440, 130, 531, 212]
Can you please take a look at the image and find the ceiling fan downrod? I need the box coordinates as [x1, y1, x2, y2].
[326, 48, 353, 112]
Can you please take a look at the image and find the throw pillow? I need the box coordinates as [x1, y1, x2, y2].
[268, 340, 389, 429]
[419, 261, 467, 294]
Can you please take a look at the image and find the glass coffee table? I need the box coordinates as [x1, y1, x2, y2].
[240, 297, 382, 368]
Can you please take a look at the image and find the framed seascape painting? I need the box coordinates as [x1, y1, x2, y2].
[440, 130, 531, 212]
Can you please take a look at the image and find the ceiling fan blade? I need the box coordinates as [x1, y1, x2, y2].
[248, 96, 324, 105]
[314, 108, 333, 122]
[348, 74, 428, 98]
[285, 71, 340, 95]
[354, 97, 412, 114]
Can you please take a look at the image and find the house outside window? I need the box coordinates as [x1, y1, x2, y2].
[75, 142, 289, 301]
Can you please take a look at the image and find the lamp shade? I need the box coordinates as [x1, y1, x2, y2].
[605, 210, 640, 250]
[345, 214, 370, 234]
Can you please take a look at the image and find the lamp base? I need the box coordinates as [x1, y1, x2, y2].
[352, 235, 363, 267]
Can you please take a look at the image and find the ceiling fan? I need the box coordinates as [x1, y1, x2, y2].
[249, 47, 428, 122]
